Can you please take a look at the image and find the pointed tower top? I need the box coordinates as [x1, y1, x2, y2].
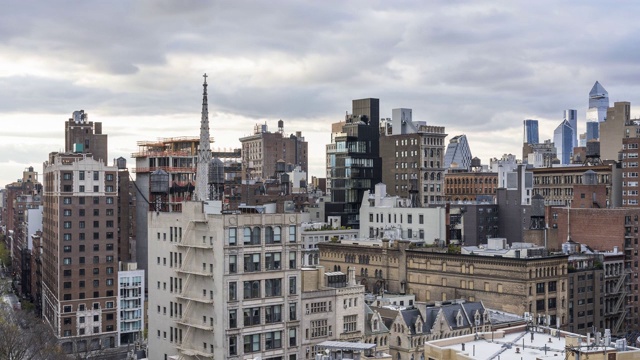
[589, 81, 608, 99]
[195, 74, 212, 202]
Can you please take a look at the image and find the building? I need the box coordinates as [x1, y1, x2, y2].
[564, 109, 578, 148]
[449, 202, 499, 246]
[65, 110, 108, 164]
[41, 152, 120, 353]
[554, 120, 574, 165]
[444, 171, 498, 203]
[359, 184, 447, 245]
[532, 164, 616, 207]
[379, 108, 447, 205]
[587, 121, 600, 141]
[240, 120, 308, 183]
[587, 81, 609, 123]
[325, 98, 382, 229]
[117, 264, 144, 346]
[115, 157, 135, 262]
[523, 119, 539, 145]
[600, 101, 636, 161]
[495, 165, 537, 244]
[444, 135, 472, 171]
[147, 201, 307, 360]
[318, 240, 569, 328]
[300, 266, 366, 356]
[301, 222, 358, 266]
[621, 137, 640, 207]
[523, 140, 557, 168]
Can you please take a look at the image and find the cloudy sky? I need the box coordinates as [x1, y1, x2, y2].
[2, 0, 640, 187]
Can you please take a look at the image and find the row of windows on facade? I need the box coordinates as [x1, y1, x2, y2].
[63, 208, 115, 217]
[62, 196, 115, 205]
[62, 243, 114, 252]
[62, 301, 114, 314]
[369, 213, 426, 224]
[227, 278, 297, 300]
[62, 185, 116, 193]
[62, 255, 114, 265]
[533, 174, 609, 185]
[155, 226, 298, 245]
[62, 172, 115, 181]
[62, 232, 115, 241]
[446, 177, 498, 185]
[63, 220, 115, 229]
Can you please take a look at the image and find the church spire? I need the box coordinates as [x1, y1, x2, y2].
[195, 73, 211, 201]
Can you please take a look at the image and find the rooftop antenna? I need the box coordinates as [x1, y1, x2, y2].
[195, 73, 211, 201]
[567, 200, 571, 242]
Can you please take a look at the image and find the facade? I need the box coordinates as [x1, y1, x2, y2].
[587, 121, 600, 141]
[300, 266, 366, 357]
[523, 140, 557, 168]
[240, 120, 308, 182]
[600, 101, 636, 161]
[564, 109, 578, 148]
[531, 165, 615, 206]
[147, 201, 307, 360]
[449, 203, 499, 246]
[318, 240, 569, 327]
[444, 171, 497, 202]
[443, 135, 472, 171]
[523, 119, 539, 145]
[359, 184, 447, 245]
[587, 81, 609, 123]
[326, 98, 382, 229]
[622, 137, 640, 207]
[65, 110, 108, 164]
[379, 108, 447, 205]
[301, 223, 357, 266]
[554, 120, 574, 165]
[41, 153, 120, 352]
[116, 158, 135, 262]
[117, 265, 144, 345]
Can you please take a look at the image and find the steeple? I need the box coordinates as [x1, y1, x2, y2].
[195, 74, 211, 201]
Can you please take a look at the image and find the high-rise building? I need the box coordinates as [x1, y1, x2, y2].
[443, 135, 472, 171]
[563, 109, 578, 148]
[325, 98, 381, 229]
[553, 120, 574, 165]
[586, 121, 600, 141]
[42, 152, 120, 352]
[587, 81, 609, 123]
[240, 121, 308, 182]
[523, 119, 539, 144]
[379, 108, 447, 205]
[601, 101, 633, 161]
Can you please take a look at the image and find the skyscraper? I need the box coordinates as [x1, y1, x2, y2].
[325, 98, 382, 228]
[523, 119, 539, 144]
[563, 109, 578, 148]
[553, 120, 574, 165]
[587, 81, 609, 123]
[586, 121, 599, 141]
[443, 134, 472, 171]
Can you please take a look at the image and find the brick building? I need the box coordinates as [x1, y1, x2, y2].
[532, 164, 617, 207]
[444, 171, 498, 202]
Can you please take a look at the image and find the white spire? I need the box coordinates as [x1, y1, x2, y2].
[195, 73, 211, 201]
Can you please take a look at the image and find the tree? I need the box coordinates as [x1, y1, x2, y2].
[0, 306, 66, 359]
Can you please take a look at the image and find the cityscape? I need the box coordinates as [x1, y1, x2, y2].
[3, 2, 640, 360]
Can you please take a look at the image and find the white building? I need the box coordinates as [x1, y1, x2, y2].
[301, 222, 357, 266]
[148, 200, 308, 360]
[117, 264, 144, 346]
[359, 184, 446, 245]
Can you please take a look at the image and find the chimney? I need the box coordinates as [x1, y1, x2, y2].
[348, 266, 356, 286]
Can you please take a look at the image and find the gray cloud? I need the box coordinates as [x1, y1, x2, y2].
[2, 0, 640, 186]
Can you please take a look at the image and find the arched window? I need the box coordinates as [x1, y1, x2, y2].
[251, 226, 261, 245]
[436, 172, 441, 180]
[424, 172, 429, 181]
[397, 336, 402, 346]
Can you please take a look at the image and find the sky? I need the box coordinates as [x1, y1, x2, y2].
[2, 1, 640, 187]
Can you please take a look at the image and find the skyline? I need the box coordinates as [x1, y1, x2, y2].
[3, 1, 640, 186]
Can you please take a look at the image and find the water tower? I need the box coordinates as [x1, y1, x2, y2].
[150, 169, 170, 212]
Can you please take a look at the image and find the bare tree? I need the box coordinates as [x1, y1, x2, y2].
[0, 305, 66, 360]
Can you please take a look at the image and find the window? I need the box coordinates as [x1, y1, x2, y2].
[63, 246, 72, 253]
[63, 197, 72, 205]
[244, 253, 261, 272]
[63, 172, 72, 180]
[79, 185, 85, 192]
[536, 282, 545, 294]
[289, 252, 296, 269]
[63, 209, 72, 216]
[106, 197, 114, 204]
[243, 307, 261, 326]
[289, 225, 296, 242]
[63, 258, 72, 265]
[344, 315, 357, 333]
[64, 221, 72, 229]
[106, 174, 114, 181]
[244, 227, 261, 245]
[311, 319, 328, 338]
[244, 334, 260, 353]
[265, 252, 281, 270]
[265, 278, 282, 297]
[548, 298, 557, 309]
[63, 269, 72, 277]
[289, 276, 297, 295]
[289, 328, 297, 347]
[536, 299, 545, 311]
[548, 281, 557, 292]
[289, 303, 297, 321]
[106, 185, 114, 192]
[265, 331, 282, 350]
[265, 305, 282, 323]
[244, 280, 261, 299]
[228, 228, 237, 246]
[229, 255, 237, 273]
[229, 310, 237, 328]
[229, 336, 237, 356]
[419, 214, 424, 224]
[229, 282, 237, 301]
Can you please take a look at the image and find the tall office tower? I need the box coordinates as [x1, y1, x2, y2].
[553, 120, 574, 165]
[65, 110, 108, 164]
[379, 108, 447, 205]
[240, 120, 308, 182]
[587, 81, 609, 123]
[586, 121, 599, 141]
[443, 134, 473, 171]
[523, 119, 539, 144]
[42, 151, 120, 351]
[563, 109, 578, 148]
[325, 98, 382, 228]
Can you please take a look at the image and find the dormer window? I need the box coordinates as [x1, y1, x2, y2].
[373, 319, 379, 332]
[456, 312, 463, 327]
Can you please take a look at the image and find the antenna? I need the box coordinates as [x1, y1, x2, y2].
[567, 201, 571, 242]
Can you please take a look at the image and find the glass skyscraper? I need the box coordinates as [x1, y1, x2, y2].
[523, 119, 539, 144]
[554, 120, 574, 165]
